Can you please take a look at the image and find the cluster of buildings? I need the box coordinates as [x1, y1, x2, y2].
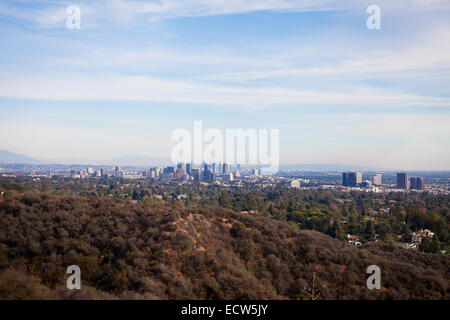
[411, 229, 435, 246]
[155, 163, 250, 182]
[70, 168, 106, 179]
[396, 173, 425, 190]
[341, 172, 425, 191]
[70, 163, 264, 183]
[348, 229, 436, 250]
[397, 229, 435, 250]
[71, 166, 146, 179]
[342, 172, 382, 187]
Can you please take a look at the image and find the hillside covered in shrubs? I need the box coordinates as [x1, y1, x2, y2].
[0, 192, 448, 299]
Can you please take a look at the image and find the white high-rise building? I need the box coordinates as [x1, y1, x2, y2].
[370, 174, 382, 186]
[356, 172, 362, 184]
[224, 172, 234, 182]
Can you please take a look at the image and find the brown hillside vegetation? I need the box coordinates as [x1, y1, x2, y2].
[0, 192, 448, 299]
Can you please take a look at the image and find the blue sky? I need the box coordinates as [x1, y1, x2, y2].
[0, 0, 449, 169]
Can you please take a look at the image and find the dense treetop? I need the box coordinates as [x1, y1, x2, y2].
[0, 191, 448, 299]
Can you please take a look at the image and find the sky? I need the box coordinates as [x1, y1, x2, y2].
[0, 0, 449, 170]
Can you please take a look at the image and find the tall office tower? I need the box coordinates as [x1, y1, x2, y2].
[204, 163, 209, 172]
[114, 166, 123, 178]
[211, 163, 217, 174]
[81, 169, 88, 179]
[410, 177, 417, 190]
[100, 168, 106, 177]
[175, 168, 185, 180]
[191, 168, 201, 182]
[252, 168, 259, 177]
[370, 173, 382, 186]
[347, 172, 356, 187]
[203, 170, 215, 183]
[237, 164, 241, 171]
[186, 163, 192, 175]
[165, 166, 175, 174]
[397, 172, 408, 189]
[177, 163, 185, 170]
[161, 172, 174, 180]
[223, 163, 230, 174]
[347, 172, 362, 187]
[342, 172, 349, 186]
[416, 177, 425, 190]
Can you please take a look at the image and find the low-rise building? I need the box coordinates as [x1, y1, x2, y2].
[347, 234, 362, 246]
[411, 232, 422, 246]
[290, 180, 301, 188]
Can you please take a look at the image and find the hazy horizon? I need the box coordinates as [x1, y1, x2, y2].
[1, 1, 450, 170]
[2, 149, 450, 172]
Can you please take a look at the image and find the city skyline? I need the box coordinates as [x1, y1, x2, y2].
[2, 150, 450, 173]
[1, 1, 450, 170]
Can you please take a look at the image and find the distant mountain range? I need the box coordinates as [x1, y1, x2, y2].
[278, 164, 382, 171]
[0, 150, 172, 167]
[109, 155, 173, 167]
[0, 149, 383, 170]
[0, 150, 43, 164]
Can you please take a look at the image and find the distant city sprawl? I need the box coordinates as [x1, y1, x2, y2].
[0, 163, 449, 256]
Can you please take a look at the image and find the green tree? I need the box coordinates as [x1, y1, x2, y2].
[364, 220, 375, 242]
[328, 220, 345, 240]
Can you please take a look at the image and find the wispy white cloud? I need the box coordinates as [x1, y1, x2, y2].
[0, 1, 94, 29]
[2, 0, 450, 27]
[77, 0, 450, 23]
[45, 45, 286, 71]
[0, 73, 449, 109]
[203, 26, 450, 82]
